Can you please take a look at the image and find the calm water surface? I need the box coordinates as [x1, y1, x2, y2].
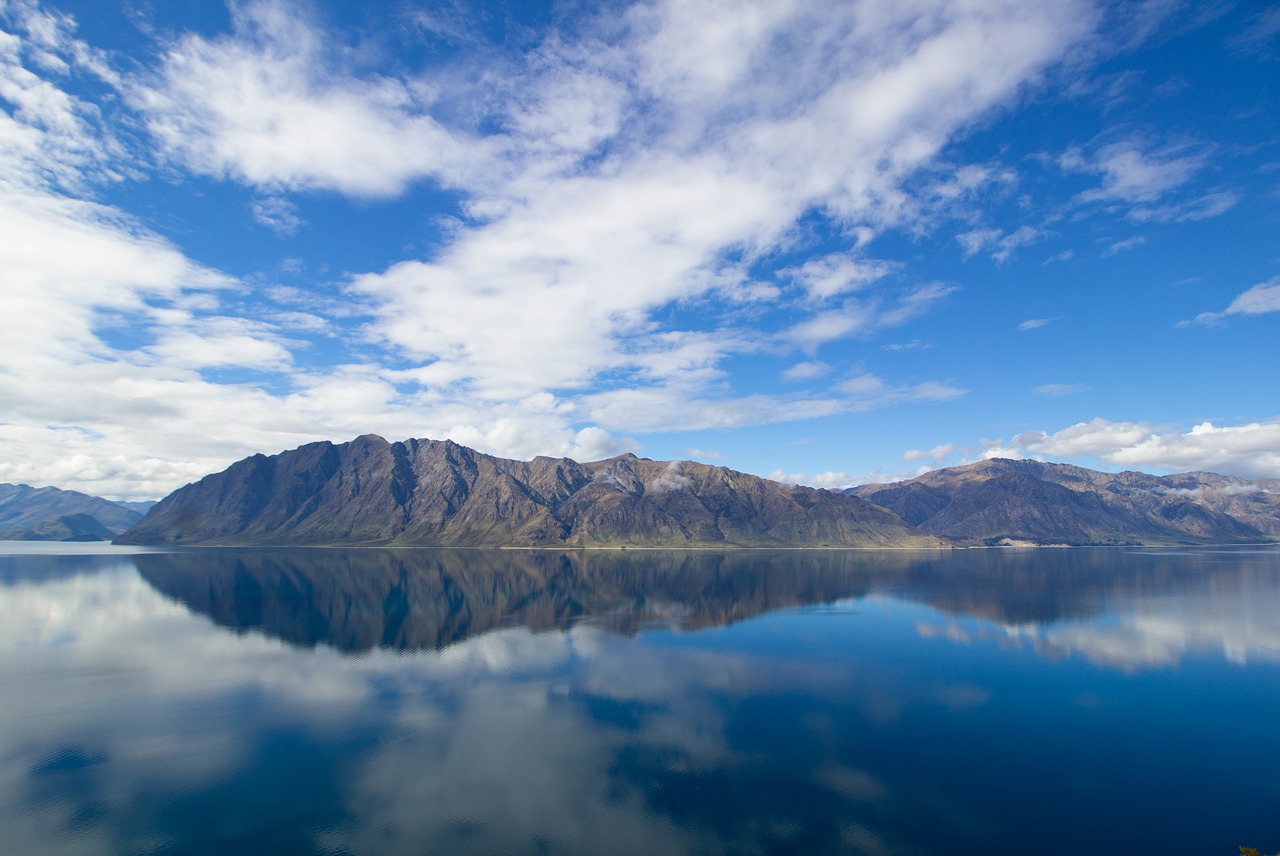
[2, 544, 1278, 855]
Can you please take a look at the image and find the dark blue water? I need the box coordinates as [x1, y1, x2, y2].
[2, 544, 1277, 855]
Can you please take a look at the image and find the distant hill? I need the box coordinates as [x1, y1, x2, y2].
[116, 435, 940, 548]
[0, 484, 144, 541]
[849, 458, 1280, 546]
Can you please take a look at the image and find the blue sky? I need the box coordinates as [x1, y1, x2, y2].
[1, 0, 1277, 500]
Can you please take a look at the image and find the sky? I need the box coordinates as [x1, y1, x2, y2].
[0, 0, 1277, 501]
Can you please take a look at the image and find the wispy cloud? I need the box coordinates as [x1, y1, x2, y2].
[1032, 383, 1089, 397]
[956, 225, 1042, 263]
[1009, 417, 1280, 478]
[1182, 276, 1280, 326]
[1059, 137, 1239, 222]
[1102, 235, 1146, 256]
[1227, 7, 1280, 58]
[782, 361, 832, 382]
[12, 0, 1221, 500]
[1017, 317, 1057, 331]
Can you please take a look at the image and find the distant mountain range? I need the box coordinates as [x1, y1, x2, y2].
[0, 483, 147, 541]
[115, 435, 938, 548]
[848, 458, 1280, 546]
[8, 438, 1279, 547]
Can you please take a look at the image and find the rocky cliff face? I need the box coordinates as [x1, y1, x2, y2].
[117, 435, 939, 548]
[850, 458, 1278, 545]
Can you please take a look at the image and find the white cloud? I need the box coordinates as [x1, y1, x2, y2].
[1032, 383, 1088, 396]
[1184, 276, 1280, 326]
[893, 416, 1280, 480]
[1017, 317, 1055, 331]
[1228, 7, 1280, 57]
[0, 0, 1105, 498]
[645, 461, 691, 494]
[784, 283, 957, 352]
[1011, 417, 1280, 478]
[1102, 235, 1146, 256]
[768, 461, 936, 489]
[767, 469, 857, 490]
[1063, 139, 1199, 203]
[956, 224, 1041, 263]
[834, 372, 966, 411]
[903, 443, 955, 464]
[249, 195, 303, 235]
[782, 250, 894, 300]
[782, 360, 832, 381]
[132, 0, 480, 197]
[1224, 278, 1280, 315]
[351, 0, 1090, 402]
[1060, 138, 1238, 223]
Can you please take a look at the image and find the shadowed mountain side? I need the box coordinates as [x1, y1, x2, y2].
[850, 459, 1277, 545]
[0, 484, 143, 541]
[135, 549, 940, 651]
[117, 435, 939, 548]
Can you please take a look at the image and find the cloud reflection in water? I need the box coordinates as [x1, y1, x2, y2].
[0, 546, 1277, 854]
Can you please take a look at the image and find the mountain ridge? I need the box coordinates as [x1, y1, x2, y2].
[0, 483, 143, 541]
[116, 434, 940, 548]
[849, 457, 1279, 545]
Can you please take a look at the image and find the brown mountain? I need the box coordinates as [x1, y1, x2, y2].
[116, 435, 939, 548]
[849, 458, 1278, 545]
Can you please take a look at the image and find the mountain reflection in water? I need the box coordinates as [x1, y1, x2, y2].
[134, 546, 1280, 656]
[3, 546, 1278, 856]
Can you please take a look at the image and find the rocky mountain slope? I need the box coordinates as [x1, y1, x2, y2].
[117, 435, 939, 548]
[0, 483, 143, 541]
[849, 458, 1279, 545]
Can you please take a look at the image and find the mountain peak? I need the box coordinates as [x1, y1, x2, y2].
[116, 436, 939, 549]
[851, 459, 1278, 546]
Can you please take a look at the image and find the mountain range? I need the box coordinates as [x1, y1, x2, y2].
[115, 435, 938, 548]
[0, 483, 147, 541]
[848, 457, 1280, 545]
[6, 436, 1278, 547]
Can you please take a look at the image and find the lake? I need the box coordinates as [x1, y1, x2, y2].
[1, 544, 1277, 855]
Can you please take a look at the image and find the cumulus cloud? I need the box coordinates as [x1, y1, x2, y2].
[1012, 417, 1280, 477]
[132, 0, 479, 197]
[349, 0, 1090, 402]
[0, 0, 1120, 498]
